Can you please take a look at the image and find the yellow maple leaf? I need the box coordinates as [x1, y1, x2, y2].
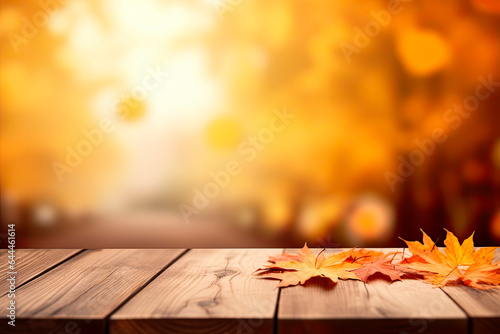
[400, 229, 500, 289]
[443, 229, 475, 266]
[256, 243, 361, 287]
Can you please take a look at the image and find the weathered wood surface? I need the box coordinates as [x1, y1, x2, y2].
[442, 248, 500, 334]
[1, 248, 500, 334]
[110, 249, 282, 334]
[0, 249, 185, 334]
[278, 248, 468, 334]
[0, 249, 82, 294]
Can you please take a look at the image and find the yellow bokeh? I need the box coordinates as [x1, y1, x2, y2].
[116, 96, 146, 122]
[205, 116, 244, 150]
[1, 0, 498, 246]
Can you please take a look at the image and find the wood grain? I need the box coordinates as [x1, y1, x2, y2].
[2, 246, 499, 334]
[442, 248, 500, 334]
[0, 249, 184, 334]
[0, 249, 82, 294]
[110, 249, 282, 334]
[278, 248, 468, 334]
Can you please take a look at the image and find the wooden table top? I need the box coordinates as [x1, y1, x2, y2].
[1, 248, 499, 334]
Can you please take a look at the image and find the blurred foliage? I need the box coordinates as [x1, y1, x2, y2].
[0, 0, 499, 246]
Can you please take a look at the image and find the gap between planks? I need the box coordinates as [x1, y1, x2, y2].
[103, 249, 191, 334]
[0, 249, 186, 334]
[0, 249, 84, 296]
[439, 248, 500, 334]
[278, 248, 469, 334]
[110, 249, 283, 334]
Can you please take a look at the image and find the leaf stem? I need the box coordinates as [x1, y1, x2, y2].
[315, 248, 326, 267]
[431, 238, 439, 252]
[436, 264, 458, 286]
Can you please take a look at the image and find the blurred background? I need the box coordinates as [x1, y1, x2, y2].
[1, 0, 499, 248]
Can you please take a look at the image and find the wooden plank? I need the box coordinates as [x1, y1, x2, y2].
[0, 249, 82, 293]
[442, 248, 500, 334]
[0, 249, 185, 334]
[278, 248, 468, 334]
[110, 249, 282, 334]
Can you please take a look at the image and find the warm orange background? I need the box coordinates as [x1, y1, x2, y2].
[1, 0, 499, 248]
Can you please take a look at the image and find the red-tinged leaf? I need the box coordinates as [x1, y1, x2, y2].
[352, 252, 403, 283]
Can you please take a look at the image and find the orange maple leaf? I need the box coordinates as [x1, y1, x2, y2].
[256, 243, 361, 287]
[351, 252, 403, 283]
[400, 229, 500, 289]
[347, 249, 384, 263]
[460, 263, 500, 289]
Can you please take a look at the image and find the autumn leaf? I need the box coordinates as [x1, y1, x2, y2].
[399, 228, 440, 265]
[268, 252, 299, 263]
[400, 229, 500, 289]
[351, 252, 403, 283]
[461, 263, 500, 289]
[347, 249, 384, 263]
[255, 243, 361, 287]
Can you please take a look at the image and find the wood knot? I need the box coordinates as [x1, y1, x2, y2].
[212, 268, 238, 279]
[197, 300, 218, 308]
